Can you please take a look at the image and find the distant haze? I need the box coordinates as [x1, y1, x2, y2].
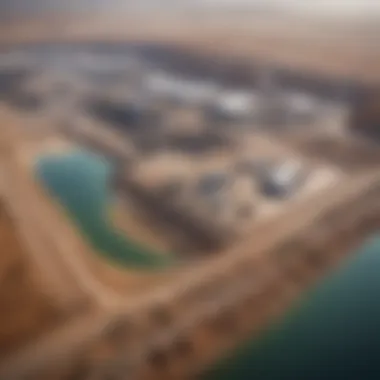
[1, 0, 380, 19]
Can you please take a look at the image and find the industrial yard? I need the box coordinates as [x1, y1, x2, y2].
[0, 43, 371, 260]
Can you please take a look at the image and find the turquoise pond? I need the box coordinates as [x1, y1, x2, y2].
[35, 150, 173, 270]
[204, 236, 380, 380]
[35, 150, 380, 379]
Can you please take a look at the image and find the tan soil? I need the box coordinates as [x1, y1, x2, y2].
[0, 201, 61, 358]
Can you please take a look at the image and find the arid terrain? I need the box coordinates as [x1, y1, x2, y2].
[0, 11, 379, 84]
[0, 10, 379, 379]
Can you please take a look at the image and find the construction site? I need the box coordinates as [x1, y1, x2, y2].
[0, 8, 380, 380]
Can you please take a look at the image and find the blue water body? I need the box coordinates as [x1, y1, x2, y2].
[205, 236, 380, 380]
[35, 150, 173, 270]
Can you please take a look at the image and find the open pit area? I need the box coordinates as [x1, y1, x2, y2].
[0, 42, 377, 261]
[0, 34, 380, 380]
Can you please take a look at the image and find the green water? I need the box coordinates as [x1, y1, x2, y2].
[35, 150, 173, 270]
[204, 236, 380, 380]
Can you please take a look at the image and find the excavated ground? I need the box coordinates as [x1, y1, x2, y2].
[0, 201, 62, 358]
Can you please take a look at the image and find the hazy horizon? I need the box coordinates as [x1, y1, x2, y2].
[1, 0, 380, 20]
